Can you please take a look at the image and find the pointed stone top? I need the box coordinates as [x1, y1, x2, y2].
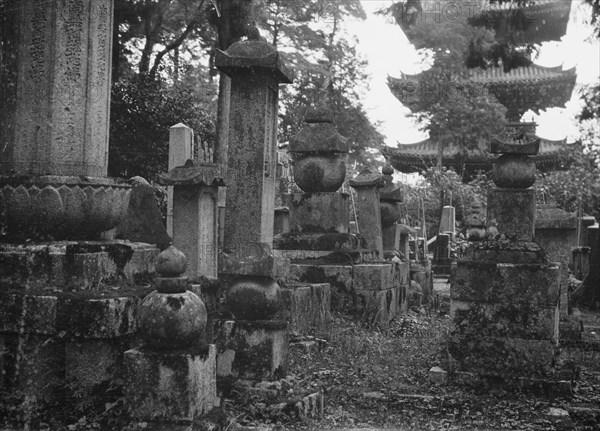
[156, 245, 188, 277]
[349, 168, 384, 188]
[170, 123, 190, 129]
[288, 120, 349, 154]
[158, 160, 225, 187]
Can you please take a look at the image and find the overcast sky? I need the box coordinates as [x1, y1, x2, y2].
[345, 0, 600, 147]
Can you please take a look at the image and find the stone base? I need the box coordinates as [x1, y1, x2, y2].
[0, 241, 158, 290]
[219, 243, 289, 278]
[487, 188, 535, 241]
[279, 283, 331, 334]
[274, 232, 365, 252]
[273, 248, 380, 264]
[286, 192, 349, 233]
[215, 320, 288, 380]
[289, 262, 409, 325]
[124, 345, 219, 422]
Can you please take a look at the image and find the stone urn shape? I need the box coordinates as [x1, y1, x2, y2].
[289, 108, 349, 193]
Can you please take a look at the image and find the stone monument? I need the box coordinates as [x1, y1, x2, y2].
[214, 33, 292, 380]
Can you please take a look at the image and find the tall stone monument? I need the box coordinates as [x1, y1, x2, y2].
[215, 33, 293, 380]
[444, 135, 569, 389]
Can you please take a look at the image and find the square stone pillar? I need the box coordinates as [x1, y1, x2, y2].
[0, 0, 114, 177]
[350, 169, 385, 258]
[167, 123, 194, 236]
[158, 161, 224, 279]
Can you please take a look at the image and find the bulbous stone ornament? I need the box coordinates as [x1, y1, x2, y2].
[138, 245, 207, 349]
[380, 202, 401, 228]
[226, 276, 282, 320]
[492, 154, 536, 188]
[379, 162, 403, 228]
[293, 155, 346, 193]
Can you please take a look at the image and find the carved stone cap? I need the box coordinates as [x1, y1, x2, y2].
[215, 40, 294, 83]
[157, 160, 225, 187]
[380, 186, 404, 203]
[305, 107, 334, 124]
[490, 138, 540, 155]
[349, 169, 384, 188]
[289, 122, 349, 154]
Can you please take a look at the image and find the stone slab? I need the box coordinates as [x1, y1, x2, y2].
[354, 286, 401, 326]
[279, 283, 331, 334]
[286, 192, 349, 233]
[274, 232, 364, 251]
[487, 188, 535, 241]
[124, 344, 218, 421]
[215, 320, 288, 381]
[451, 261, 560, 305]
[0, 293, 57, 334]
[353, 263, 397, 291]
[0, 241, 157, 291]
[465, 240, 545, 263]
[450, 300, 558, 340]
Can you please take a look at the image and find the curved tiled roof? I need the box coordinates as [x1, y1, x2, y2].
[381, 136, 569, 177]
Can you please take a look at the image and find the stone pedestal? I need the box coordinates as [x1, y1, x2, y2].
[216, 320, 288, 380]
[124, 345, 218, 421]
[287, 192, 350, 234]
[158, 161, 224, 279]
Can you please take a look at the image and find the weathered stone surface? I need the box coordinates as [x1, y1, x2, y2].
[155, 244, 188, 277]
[226, 276, 282, 320]
[124, 344, 218, 421]
[354, 286, 400, 325]
[0, 241, 157, 291]
[398, 261, 410, 286]
[115, 177, 170, 250]
[219, 243, 276, 277]
[465, 240, 545, 263]
[274, 232, 363, 251]
[0, 0, 114, 178]
[492, 154, 536, 188]
[1, 177, 131, 241]
[450, 300, 558, 340]
[429, 366, 448, 385]
[350, 170, 384, 256]
[215, 320, 288, 380]
[353, 264, 397, 291]
[286, 192, 349, 233]
[279, 283, 331, 333]
[289, 122, 349, 154]
[65, 340, 123, 397]
[138, 290, 207, 349]
[451, 261, 560, 305]
[487, 189, 535, 241]
[289, 264, 353, 293]
[293, 156, 346, 193]
[0, 293, 57, 334]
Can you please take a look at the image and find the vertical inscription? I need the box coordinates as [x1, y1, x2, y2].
[29, 1, 47, 83]
[64, 0, 84, 82]
[95, 3, 108, 86]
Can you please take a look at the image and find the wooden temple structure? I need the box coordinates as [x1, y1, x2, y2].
[383, 0, 577, 178]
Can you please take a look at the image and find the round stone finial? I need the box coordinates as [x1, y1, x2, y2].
[156, 245, 188, 277]
[382, 162, 394, 176]
[226, 276, 282, 320]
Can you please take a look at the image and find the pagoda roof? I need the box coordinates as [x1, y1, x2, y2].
[381, 136, 569, 177]
[469, 0, 573, 45]
[388, 64, 577, 120]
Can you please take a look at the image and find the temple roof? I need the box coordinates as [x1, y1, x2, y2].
[381, 136, 569, 177]
[388, 64, 577, 120]
[469, 0, 573, 45]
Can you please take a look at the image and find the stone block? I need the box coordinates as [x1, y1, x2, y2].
[219, 243, 278, 278]
[450, 300, 558, 340]
[57, 295, 138, 338]
[354, 287, 400, 326]
[353, 264, 397, 291]
[0, 241, 158, 291]
[65, 339, 124, 396]
[429, 366, 448, 385]
[124, 344, 218, 421]
[382, 224, 401, 252]
[215, 320, 288, 380]
[466, 240, 545, 263]
[451, 261, 560, 305]
[487, 189, 535, 241]
[0, 334, 62, 403]
[274, 232, 363, 251]
[289, 264, 353, 292]
[448, 335, 556, 377]
[279, 283, 331, 334]
[286, 192, 349, 233]
[398, 261, 410, 286]
[0, 293, 57, 334]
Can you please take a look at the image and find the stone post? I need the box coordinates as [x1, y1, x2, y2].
[167, 123, 194, 236]
[379, 162, 404, 258]
[439, 206, 456, 238]
[124, 246, 218, 422]
[350, 169, 385, 258]
[214, 34, 293, 380]
[1, 0, 113, 177]
[158, 160, 224, 279]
